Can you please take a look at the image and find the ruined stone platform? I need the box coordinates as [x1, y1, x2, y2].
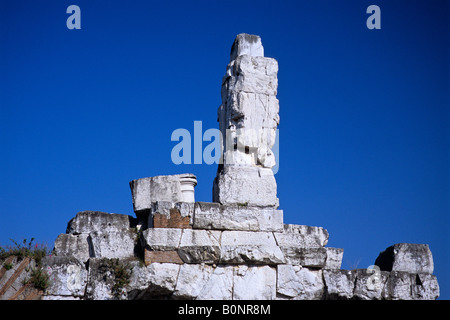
[43, 201, 438, 300]
[37, 33, 439, 300]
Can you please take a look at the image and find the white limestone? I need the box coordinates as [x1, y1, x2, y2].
[193, 202, 283, 232]
[146, 263, 180, 295]
[280, 246, 327, 267]
[383, 271, 414, 300]
[233, 265, 276, 300]
[223, 55, 278, 96]
[274, 224, 329, 248]
[375, 243, 434, 274]
[177, 229, 222, 264]
[276, 264, 324, 299]
[213, 166, 279, 207]
[66, 211, 136, 234]
[196, 265, 234, 300]
[89, 230, 136, 259]
[214, 33, 280, 207]
[412, 273, 440, 300]
[173, 264, 215, 299]
[179, 229, 221, 247]
[220, 245, 285, 265]
[322, 269, 355, 299]
[221, 230, 277, 246]
[44, 257, 88, 297]
[324, 247, 344, 269]
[53, 233, 90, 263]
[353, 269, 389, 300]
[141, 228, 182, 251]
[179, 174, 197, 203]
[130, 173, 197, 212]
[230, 33, 264, 61]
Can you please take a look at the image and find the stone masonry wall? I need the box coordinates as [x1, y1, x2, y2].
[39, 201, 439, 300]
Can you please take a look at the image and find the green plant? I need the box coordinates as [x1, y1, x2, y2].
[105, 258, 132, 298]
[0, 238, 49, 263]
[1, 238, 51, 292]
[25, 267, 50, 291]
[237, 202, 249, 207]
[2, 262, 13, 270]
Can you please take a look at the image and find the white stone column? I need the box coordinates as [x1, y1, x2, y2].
[179, 173, 197, 203]
[214, 33, 280, 208]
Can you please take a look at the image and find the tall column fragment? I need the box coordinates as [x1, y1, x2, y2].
[213, 33, 280, 207]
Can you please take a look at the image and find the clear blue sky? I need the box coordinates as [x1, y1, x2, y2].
[1, 0, 448, 299]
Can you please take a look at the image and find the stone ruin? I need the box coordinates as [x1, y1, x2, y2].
[7, 34, 438, 300]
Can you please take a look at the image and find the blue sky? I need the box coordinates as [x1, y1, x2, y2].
[1, 0, 448, 299]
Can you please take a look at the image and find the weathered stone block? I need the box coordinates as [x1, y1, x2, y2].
[220, 245, 285, 265]
[43, 256, 88, 297]
[173, 264, 215, 299]
[323, 269, 355, 299]
[382, 271, 440, 300]
[412, 273, 440, 300]
[129, 174, 197, 213]
[382, 271, 414, 300]
[141, 228, 182, 251]
[225, 55, 278, 96]
[89, 230, 136, 259]
[178, 246, 221, 265]
[226, 92, 280, 135]
[179, 229, 222, 247]
[175, 202, 195, 223]
[273, 224, 329, 248]
[325, 247, 344, 269]
[144, 250, 183, 266]
[193, 202, 283, 232]
[177, 229, 221, 264]
[220, 230, 283, 264]
[196, 265, 234, 300]
[85, 258, 129, 300]
[280, 246, 327, 267]
[276, 265, 324, 300]
[127, 261, 151, 295]
[230, 33, 264, 61]
[53, 233, 91, 263]
[213, 166, 278, 208]
[66, 211, 136, 235]
[151, 201, 173, 216]
[276, 264, 301, 298]
[353, 269, 389, 300]
[233, 265, 276, 300]
[127, 262, 181, 299]
[375, 243, 434, 274]
[218, 92, 279, 168]
[221, 230, 277, 246]
[144, 263, 180, 297]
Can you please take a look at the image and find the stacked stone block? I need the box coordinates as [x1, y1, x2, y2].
[213, 34, 280, 208]
[42, 203, 439, 300]
[43, 199, 345, 300]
